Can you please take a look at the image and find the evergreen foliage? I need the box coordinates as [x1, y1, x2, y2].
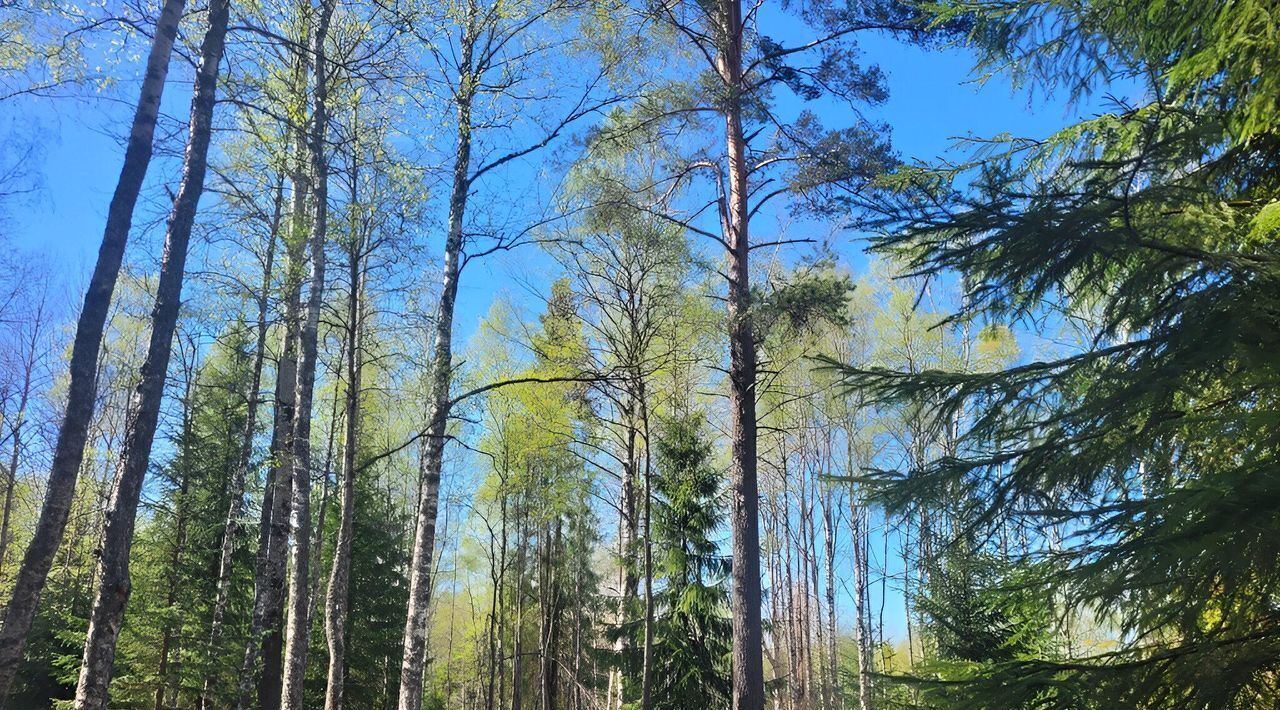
[343, 473, 409, 707]
[915, 546, 1052, 666]
[631, 412, 732, 710]
[113, 324, 257, 708]
[12, 0, 1280, 708]
[828, 0, 1280, 706]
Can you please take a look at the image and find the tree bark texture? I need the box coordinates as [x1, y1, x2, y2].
[202, 188, 282, 710]
[0, 0, 186, 700]
[324, 197, 365, 710]
[73, 0, 230, 704]
[279, 1, 336, 704]
[397, 26, 473, 710]
[239, 154, 307, 710]
[717, 0, 766, 701]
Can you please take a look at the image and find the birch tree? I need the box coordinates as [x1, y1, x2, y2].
[392, 0, 623, 703]
[73, 0, 232, 704]
[278, 0, 337, 705]
[0, 1, 187, 698]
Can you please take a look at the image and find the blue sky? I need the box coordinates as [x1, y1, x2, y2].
[7, 24, 1099, 321]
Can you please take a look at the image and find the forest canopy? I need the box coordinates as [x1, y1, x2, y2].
[0, 0, 1276, 709]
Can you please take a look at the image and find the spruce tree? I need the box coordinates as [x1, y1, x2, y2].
[113, 324, 257, 708]
[626, 412, 731, 710]
[834, 1, 1280, 706]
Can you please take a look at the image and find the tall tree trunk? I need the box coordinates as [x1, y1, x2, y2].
[765, 502, 785, 710]
[0, 405, 10, 590]
[240, 149, 307, 710]
[0, 393, 8, 578]
[308, 352, 344, 636]
[73, 0, 230, 704]
[903, 518, 914, 669]
[201, 187, 283, 710]
[510, 510, 526, 710]
[397, 26, 474, 709]
[638, 381, 654, 710]
[781, 454, 798, 710]
[249, 316, 296, 710]
[0, 0, 186, 699]
[485, 477, 508, 710]
[821, 489, 840, 709]
[792, 459, 805, 710]
[279, 1, 335, 704]
[717, 0, 765, 701]
[498, 478, 510, 710]
[611, 394, 639, 710]
[246, 27, 321, 708]
[804, 473, 820, 710]
[324, 205, 365, 710]
[850, 499, 872, 710]
[539, 520, 561, 710]
[572, 594, 583, 710]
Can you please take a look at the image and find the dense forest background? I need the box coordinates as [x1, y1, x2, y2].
[0, 0, 1275, 708]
